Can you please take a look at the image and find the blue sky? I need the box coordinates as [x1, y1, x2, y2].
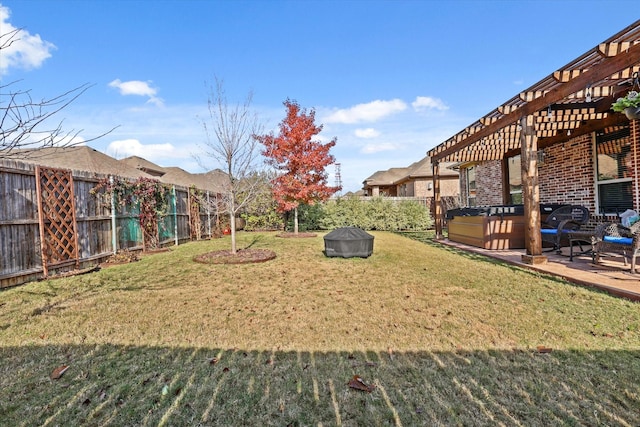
[1, 0, 637, 192]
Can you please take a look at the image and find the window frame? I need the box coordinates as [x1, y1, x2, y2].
[594, 126, 633, 215]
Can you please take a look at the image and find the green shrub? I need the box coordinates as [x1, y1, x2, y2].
[319, 196, 432, 231]
[284, 203, 324, 231]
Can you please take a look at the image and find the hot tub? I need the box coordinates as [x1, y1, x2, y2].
[446, 204, 566, 250]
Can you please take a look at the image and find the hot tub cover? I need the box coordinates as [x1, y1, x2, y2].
[323, 227, 374, 258]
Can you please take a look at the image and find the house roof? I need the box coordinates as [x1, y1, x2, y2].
[404, 157, 459, 180]
[363, 167, 408, 186]
[428, 20, 640, 163]
[202, 169, 230, 191]
[119, 156, 166, 177]
[363, 156, 459, 188]
[3, 147, 230, 193]
[159, 167, 227, 193]
[3, 146, 153, 179]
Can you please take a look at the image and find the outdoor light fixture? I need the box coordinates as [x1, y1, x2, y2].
[547, 105, 553, 120]
[585, 85, 592, 103]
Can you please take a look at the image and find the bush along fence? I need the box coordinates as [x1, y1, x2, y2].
[0, 159, 222, 288]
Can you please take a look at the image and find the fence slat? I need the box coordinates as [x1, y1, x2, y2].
[0, 159, 220, 288]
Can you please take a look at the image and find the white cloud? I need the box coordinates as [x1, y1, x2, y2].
[411, 96, 448, 112]
[360, 142, 399, 154]
[354, 128, 380, 139]
[324, 99, 407, 124]
[106, 139, 178, 160]
[0, 4, 56, 76]
[108, 79, 164, 106]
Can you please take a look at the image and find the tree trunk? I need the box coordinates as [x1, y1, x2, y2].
[229, 191, 237, 254]
[294, 207, 299, 234]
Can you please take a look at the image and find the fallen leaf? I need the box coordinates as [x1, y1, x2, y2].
[536, 345, 552, 353]
[208, 357, 218, 365]
[50, 365, 69, 380]
[348, 375, 376, 393]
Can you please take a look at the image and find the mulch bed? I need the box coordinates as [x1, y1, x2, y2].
[276, 232, 317, 238]
[193, 249, 277, 265]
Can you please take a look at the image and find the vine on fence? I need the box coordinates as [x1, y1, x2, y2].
[189, 185, 203, 240]
[91, 177, 169, 250]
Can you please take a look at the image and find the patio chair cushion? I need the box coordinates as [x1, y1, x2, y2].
[540, 228, 575, 235]
[602, 235, 633, 245]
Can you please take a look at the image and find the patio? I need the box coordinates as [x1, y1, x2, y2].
[438, 238, 640, 302]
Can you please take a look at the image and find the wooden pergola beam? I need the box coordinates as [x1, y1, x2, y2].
[431, 42, 640, 161]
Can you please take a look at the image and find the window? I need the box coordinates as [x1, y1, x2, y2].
[507, 155, 522, 204]
[466, 166, 476, 206]
[595, 126, 633, 214]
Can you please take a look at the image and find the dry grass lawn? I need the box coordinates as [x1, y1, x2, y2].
[1, 231, 638, 425]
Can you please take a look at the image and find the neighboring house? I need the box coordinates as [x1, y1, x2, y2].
[4, 146, 154, 179]
[3, 147, 228, 194]
[427, 20, 640, 260]
[362, 156, 459, 199]
[120, 155, 166, 177]
[120, 156, 227, 194]
[362, 167, 407, 197]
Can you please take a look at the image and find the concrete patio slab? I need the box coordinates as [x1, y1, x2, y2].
[436, 239, 640, 302]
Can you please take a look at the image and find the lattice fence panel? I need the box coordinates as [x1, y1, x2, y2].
[188, 190, 202, 241]
[35, 166, 79, 276]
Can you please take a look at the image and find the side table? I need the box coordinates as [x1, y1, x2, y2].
[567, 230, 594, 261]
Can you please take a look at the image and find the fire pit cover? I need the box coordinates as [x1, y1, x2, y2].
[323, 227, 374, 258]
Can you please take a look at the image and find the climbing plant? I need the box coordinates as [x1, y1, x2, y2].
[188, 185, 203, 240]
[92, 176, 169, 250]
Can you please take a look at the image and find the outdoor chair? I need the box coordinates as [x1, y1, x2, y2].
[591, 221, 640, 274]
[540, 205, 590, 253]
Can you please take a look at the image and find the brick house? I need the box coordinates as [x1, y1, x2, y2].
[362, 156, 459, 199]
[427, 21, 640, 262]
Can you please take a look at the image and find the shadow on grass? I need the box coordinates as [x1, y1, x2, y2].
[1, 344, 638, 426]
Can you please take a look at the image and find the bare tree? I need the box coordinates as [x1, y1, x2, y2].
[199, 78, 264, 254]
[1, 28, 116, 158]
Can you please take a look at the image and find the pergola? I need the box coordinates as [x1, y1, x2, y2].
[428, 20, 640, 263]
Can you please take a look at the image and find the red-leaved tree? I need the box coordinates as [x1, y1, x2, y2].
[257, 99, 341, 234]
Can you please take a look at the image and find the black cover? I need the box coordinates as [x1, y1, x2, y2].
[445, 203, 568, 220]
[323, 227, 374, 258]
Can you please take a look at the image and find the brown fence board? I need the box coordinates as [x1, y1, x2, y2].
[1, 159, 221, 288]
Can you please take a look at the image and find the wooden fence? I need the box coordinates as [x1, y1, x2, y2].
[0, 159, 220, 288]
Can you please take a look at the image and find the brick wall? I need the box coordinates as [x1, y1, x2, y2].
[451, 122, 639, 223]
[539, 134, 595, 212]
[476, 160, 503, 206]
[458, 161, 502, 206]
